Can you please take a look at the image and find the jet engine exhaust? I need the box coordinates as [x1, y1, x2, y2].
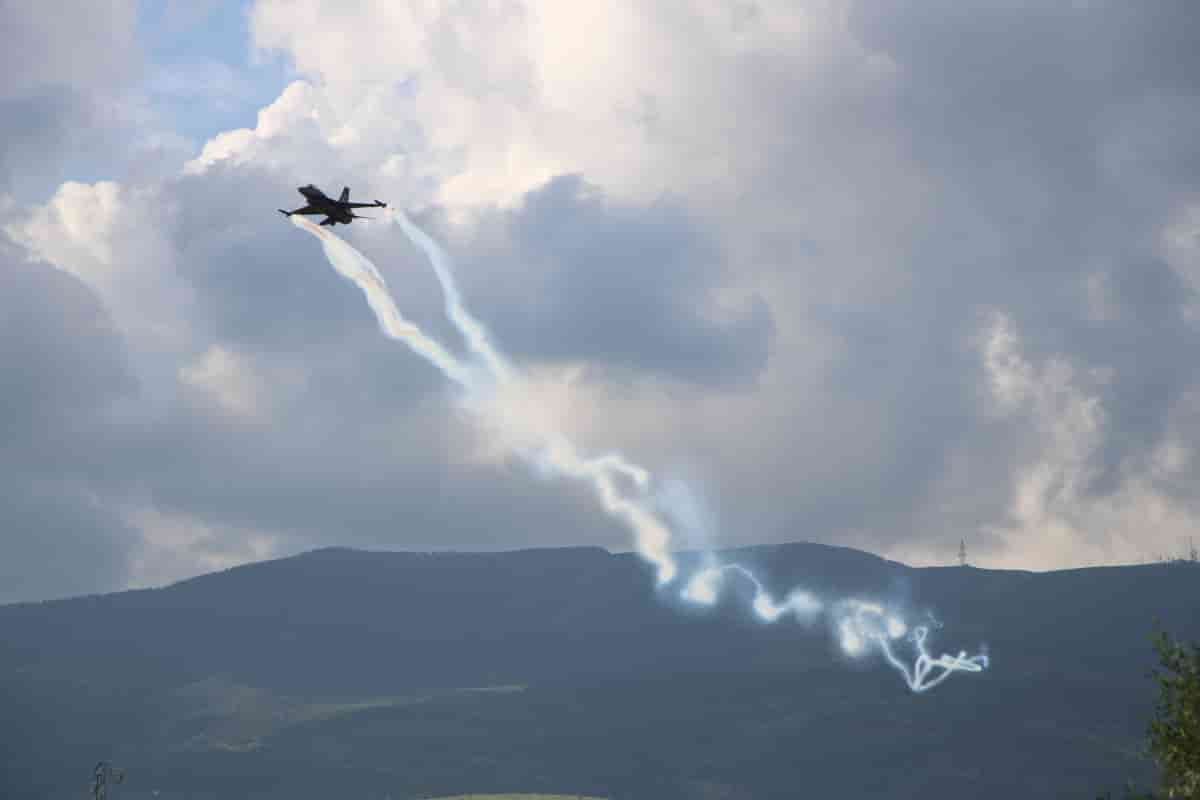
[291, 209, 989, 692]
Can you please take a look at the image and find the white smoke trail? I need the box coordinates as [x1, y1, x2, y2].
[391, 210, 676, 584]
[832, 600, 989, 693]
[291, 217, 471, 385]
[681, 564, 822, 624]
[291, 210, 988, 692]
[676, 564, 989, 692]
[393, 211, 514, 385]
[393, 211, 654, 501]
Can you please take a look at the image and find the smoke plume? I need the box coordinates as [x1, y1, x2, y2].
[291, 212, 988, 692]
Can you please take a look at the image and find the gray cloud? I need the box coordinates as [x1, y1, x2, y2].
[4, 2, 1200, 601]
[840, 0, 1200, 485]
[598, 0, 1200, 562]
[0, 1, 144, 197]
[123, 168, 765, 544]
[0, 0, 139, 100]
[440, 174, 774, 386]
[3, 159, 747, 598]
[0, 89, 95, 196]
[0, 247, 139, 603]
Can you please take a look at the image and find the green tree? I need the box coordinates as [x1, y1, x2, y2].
[1099, 628, 1200, 800]
[1147, 627, 1200, 798]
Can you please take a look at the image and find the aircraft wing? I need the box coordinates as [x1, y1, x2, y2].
[342, 201, 385, 208]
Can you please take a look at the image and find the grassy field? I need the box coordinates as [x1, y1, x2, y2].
[431, 795, 607, 799]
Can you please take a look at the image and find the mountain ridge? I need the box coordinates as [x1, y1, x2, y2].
[2, 540, 1196, 798]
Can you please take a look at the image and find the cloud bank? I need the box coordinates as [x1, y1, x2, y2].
[2, 0, 1199, 602]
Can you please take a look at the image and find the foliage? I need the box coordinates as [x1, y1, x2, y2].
[1147, 628, 1200, 798]
[1103, 628, 1200, 800]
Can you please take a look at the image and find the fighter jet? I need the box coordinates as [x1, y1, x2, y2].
[278, 185, 387, 226]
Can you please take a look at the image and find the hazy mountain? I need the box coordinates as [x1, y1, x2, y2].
[1, 542, 1196, 799]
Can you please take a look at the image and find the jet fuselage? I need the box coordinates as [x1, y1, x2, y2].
[298, 185, 354, 224]
[279, 184, 386, 226]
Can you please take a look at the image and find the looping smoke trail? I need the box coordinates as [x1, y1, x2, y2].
[834, 601, 990, 693]
[292, 210, 988, 692]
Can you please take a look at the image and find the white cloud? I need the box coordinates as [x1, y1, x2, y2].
[184, 80, 327, 175]
[980, 312, 1196, 569]
[237, 0, 1200, 569]
[179, 345, 268, 419]
[9, 181, 124, 274]
[242, 0, 895, 214]
[123, 504, 279, 591]
[6, 1, 1200, 602]
[1160, 202, 1200, 323]
[5, 180, 193, 350]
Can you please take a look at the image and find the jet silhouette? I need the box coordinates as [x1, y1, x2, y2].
[279, 185, 386, 226]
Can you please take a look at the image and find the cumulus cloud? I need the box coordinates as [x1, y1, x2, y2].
[977, 311, 1199, 568]
[3, 1, 1200, 602]
[2, 86, 758, 600]
[6, 179, 195, 358]
[185, 81, 330, 175]
[0, 1, 176, 201]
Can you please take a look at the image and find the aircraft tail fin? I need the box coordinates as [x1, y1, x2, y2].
[339, 187, 350, 203]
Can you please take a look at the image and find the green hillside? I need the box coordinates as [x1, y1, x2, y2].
[1, 543, 1196, 799]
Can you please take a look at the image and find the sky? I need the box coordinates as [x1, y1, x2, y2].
[2, 1, 1199, 604]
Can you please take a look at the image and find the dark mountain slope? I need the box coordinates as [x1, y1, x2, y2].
[1, 542, 1196, 799]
